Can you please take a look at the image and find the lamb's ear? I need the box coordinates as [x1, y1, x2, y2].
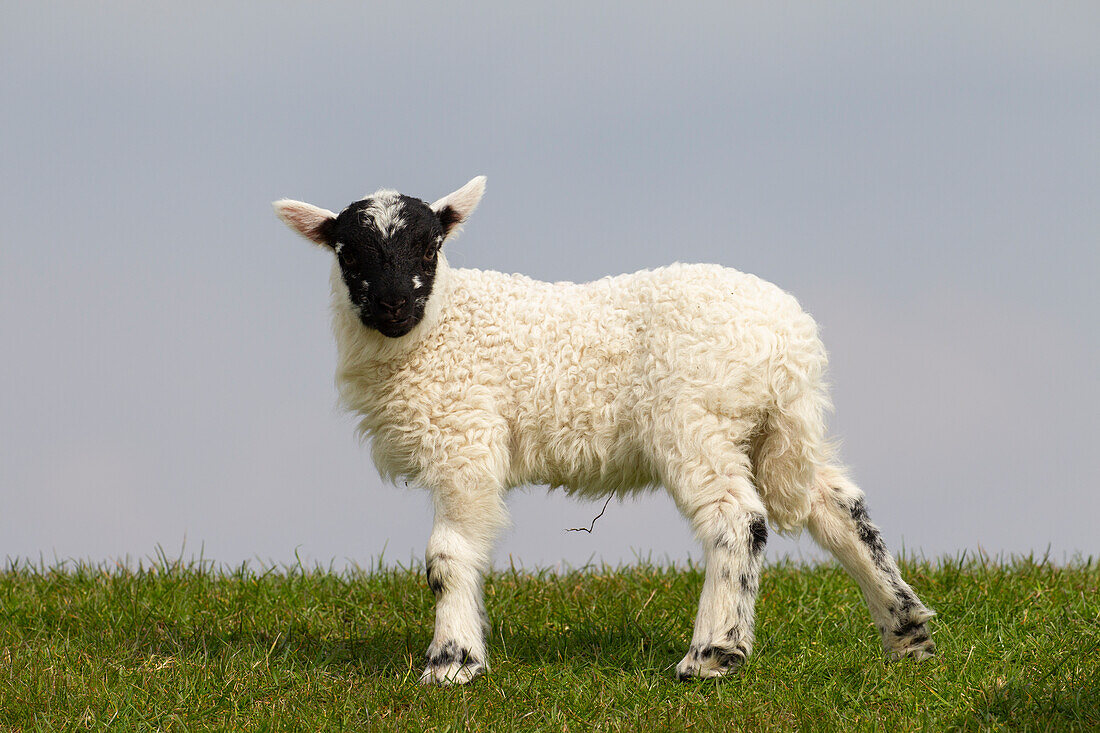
[430, 175, 486, 239]
[273, 199, 337, 247]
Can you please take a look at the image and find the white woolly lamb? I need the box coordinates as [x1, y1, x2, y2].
[273, 176, 935, 685]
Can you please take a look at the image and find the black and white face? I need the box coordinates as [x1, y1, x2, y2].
[329, 193, 443, 337]
[274, 176, 485, 338]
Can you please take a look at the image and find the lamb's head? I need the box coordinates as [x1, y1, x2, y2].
[274, 176, 485, 338]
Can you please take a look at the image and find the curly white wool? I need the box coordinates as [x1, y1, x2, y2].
[332, 256, 828, 534]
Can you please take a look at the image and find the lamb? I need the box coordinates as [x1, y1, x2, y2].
[273, 176, 936, 685]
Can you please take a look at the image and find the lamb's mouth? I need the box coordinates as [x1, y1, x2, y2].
[374, 316, 417, 338]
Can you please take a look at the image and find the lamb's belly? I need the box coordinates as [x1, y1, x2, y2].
[507, 413, 658, 496]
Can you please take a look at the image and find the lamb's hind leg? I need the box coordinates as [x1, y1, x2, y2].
[666, 444, 768, 680]
[420, 483, 508, 685]
[807, 465, 936, 660]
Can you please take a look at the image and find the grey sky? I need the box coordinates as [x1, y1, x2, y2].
[2, 2, 1097, 569]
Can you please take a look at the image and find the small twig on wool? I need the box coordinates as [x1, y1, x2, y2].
[565, 495, 614, 534]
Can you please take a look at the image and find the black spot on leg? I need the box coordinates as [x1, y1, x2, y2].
[849, 498, 870, 523]
[748, 514, 768, 556]
[427, 640, 480, 668]
[702, 644, 747, 669]
[893, 620, 924, 638]
[889, 579, 917, 611]
[850, 499, 889, 567]
[425, 640, 455, 666]
[425, 554, 448, 597]
[740, 574, 751, 592]
[859, 529, 888, 565]
[718, 636, 749, 660]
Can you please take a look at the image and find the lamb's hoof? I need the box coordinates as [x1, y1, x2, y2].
[675, 644, 747, 681]
[419, 661, 483, 685]
[419, 641, 484, 685]
[887, 634, 936, 662]
[885, 617, 936, 662]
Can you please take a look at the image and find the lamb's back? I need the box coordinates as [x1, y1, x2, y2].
[433, 264, 818, 494]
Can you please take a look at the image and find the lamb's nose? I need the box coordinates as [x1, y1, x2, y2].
[378, 297, 408, 316]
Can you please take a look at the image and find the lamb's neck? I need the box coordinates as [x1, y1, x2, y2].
[331, 256, 453, 372]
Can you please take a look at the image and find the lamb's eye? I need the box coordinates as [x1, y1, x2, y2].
[423, 246, 437, 264]
[341, 251, 358, 267]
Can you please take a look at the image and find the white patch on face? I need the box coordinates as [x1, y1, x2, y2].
[333, 242, 344, 253]
[359, 189, 406, 238]
[360, 280, 370, 292]
[412, 275, 423, 289]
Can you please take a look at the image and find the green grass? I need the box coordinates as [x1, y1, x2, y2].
[1, 555, 1097, 731]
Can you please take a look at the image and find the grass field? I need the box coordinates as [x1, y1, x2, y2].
[1, 554, 1097, 731]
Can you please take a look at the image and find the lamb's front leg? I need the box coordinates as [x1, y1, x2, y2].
[421, 488, 508, 685]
